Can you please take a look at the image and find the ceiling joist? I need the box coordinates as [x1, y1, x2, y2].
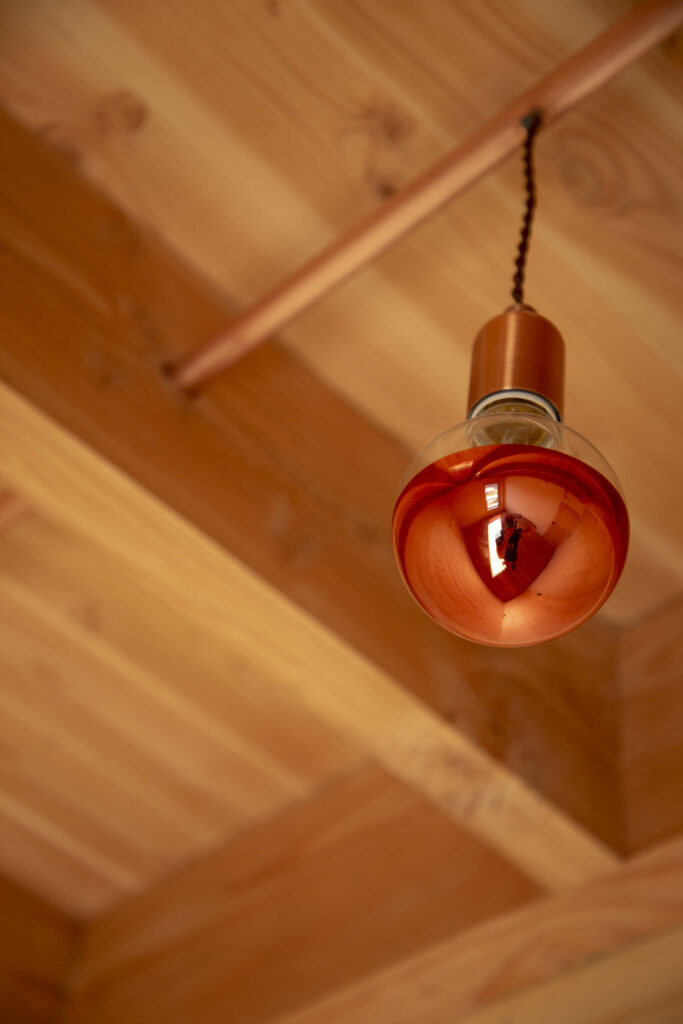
[0, 874, 77, 1024]
[173, 0, 683, 390]
[0, 490, 30, 535]
[0, 107, 627, 859]
[0, 379, 618, 892]
[262, 834, 683, 1024]
[0, 4, 681, 1022]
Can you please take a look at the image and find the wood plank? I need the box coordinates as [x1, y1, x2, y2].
[0, 874, 77, 1024]
[65, 766, 542, 1024]
[0, 789, 137, 921]
[0, 517, 362, 915]
[0, 580, 337, 915]
[0, 381, 619, 891]
[0, 513, 361, 796]
[0, 107, 624, 851]
[263, 834, 683, 1024]
[2, 513, 625, 855]
[0, 490, 30, 534]
[620, 598, 683, 852]
[0, 0, 680, 624]
[454, 926, 683, 1024]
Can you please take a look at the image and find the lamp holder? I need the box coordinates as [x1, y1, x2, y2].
[467, 305, 565, 420]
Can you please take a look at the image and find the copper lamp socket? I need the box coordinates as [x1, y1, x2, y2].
[467, 306, 565, 420]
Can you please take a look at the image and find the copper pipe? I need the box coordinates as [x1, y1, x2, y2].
[174, 0, 683, 392]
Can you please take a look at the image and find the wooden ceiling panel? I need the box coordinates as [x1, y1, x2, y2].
[65, 765, 542, 1024]
[620, 598, 683, 852]
[0, 0, 680, 624]
[0, 500, 366, 916]
[0, 565, 353, 914]
[0, 3, 682, 1019]
[263, 834, 683, 1024]
[0, 379, 618, 896]
[0, 874, 77, 1024]
[0, 513, 361, 795]
[0, 104, 631, 864]
[0, 489, 29, 533]
[456, 927, 683, 1024]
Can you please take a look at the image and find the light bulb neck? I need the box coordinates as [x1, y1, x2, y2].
[468, 390, 561, 422]
[467, 307, 565, 421]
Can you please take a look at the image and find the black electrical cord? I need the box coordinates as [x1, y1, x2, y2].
[511, 108, 543, 305]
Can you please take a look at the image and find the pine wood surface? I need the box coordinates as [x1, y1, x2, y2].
[0, 96, 630, 913]
[0, 0, 681, 624]
[307, 934, 683, 1024]
[0, 874, 77, 1024]
[0, 381, 619, 904]
[620, 598, 683, 852]
[263, 834, 683, 1024]
[0, 535, 362, 915]
[0, 490, 30, 534]
[0, 3, 681, 1020]
[455, 926, 683, 1024]
[65, 765, 542, 1024]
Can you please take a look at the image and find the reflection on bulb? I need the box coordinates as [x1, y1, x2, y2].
[392, 410, 629, 647]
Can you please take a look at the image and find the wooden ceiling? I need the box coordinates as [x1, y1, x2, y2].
[0, 2, 682, 1022]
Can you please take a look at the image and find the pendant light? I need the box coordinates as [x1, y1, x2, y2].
[392, 110, 629, 648]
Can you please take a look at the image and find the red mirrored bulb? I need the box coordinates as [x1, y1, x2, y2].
[392, 309, 629, 647]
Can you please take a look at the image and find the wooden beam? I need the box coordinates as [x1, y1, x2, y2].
[0, 874, 78, 1024]
[0, 490, 30, 534]
[65, 765, 542, 1024]
[454, 925, 683, 1024]
[1, 0, 679, 633]
[172, 0, 683, 389]
[0, 381, 618, 891]
[0, 518, 362, 916]
[620, 598, 683, 852]
[261, 834, 683, 1024]
[0, 109, 624, 850]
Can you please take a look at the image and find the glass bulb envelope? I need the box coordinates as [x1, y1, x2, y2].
[392, 407, 629, 647]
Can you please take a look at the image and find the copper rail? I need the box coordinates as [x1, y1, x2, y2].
[173, 0, 683, 392]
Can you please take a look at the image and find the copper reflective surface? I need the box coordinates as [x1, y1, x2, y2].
[393, 444, 629, 647]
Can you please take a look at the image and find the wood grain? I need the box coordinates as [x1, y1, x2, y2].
[0, 513, 362, 915]
[0, 5, 679, 1017]
[0, 571, 357, 915]
[172, 0, 683, 387]
[0, 106, 626, 857]
[0, 0, 680, 622]
[1, 513, 362, 790]
[0, 490, 30, 534]
[65, 766, 541, 1024]
[0, 381, 619, 893]
[455, 926, 683, 1024]
[0, 874, 77, 1024]
[264, 834, 683, 1024]
[620, 598, 683, 852]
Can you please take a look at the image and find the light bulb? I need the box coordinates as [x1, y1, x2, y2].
[392, 308, 629, 647]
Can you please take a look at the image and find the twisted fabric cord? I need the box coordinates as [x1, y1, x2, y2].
[511, 109, 543, 305]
